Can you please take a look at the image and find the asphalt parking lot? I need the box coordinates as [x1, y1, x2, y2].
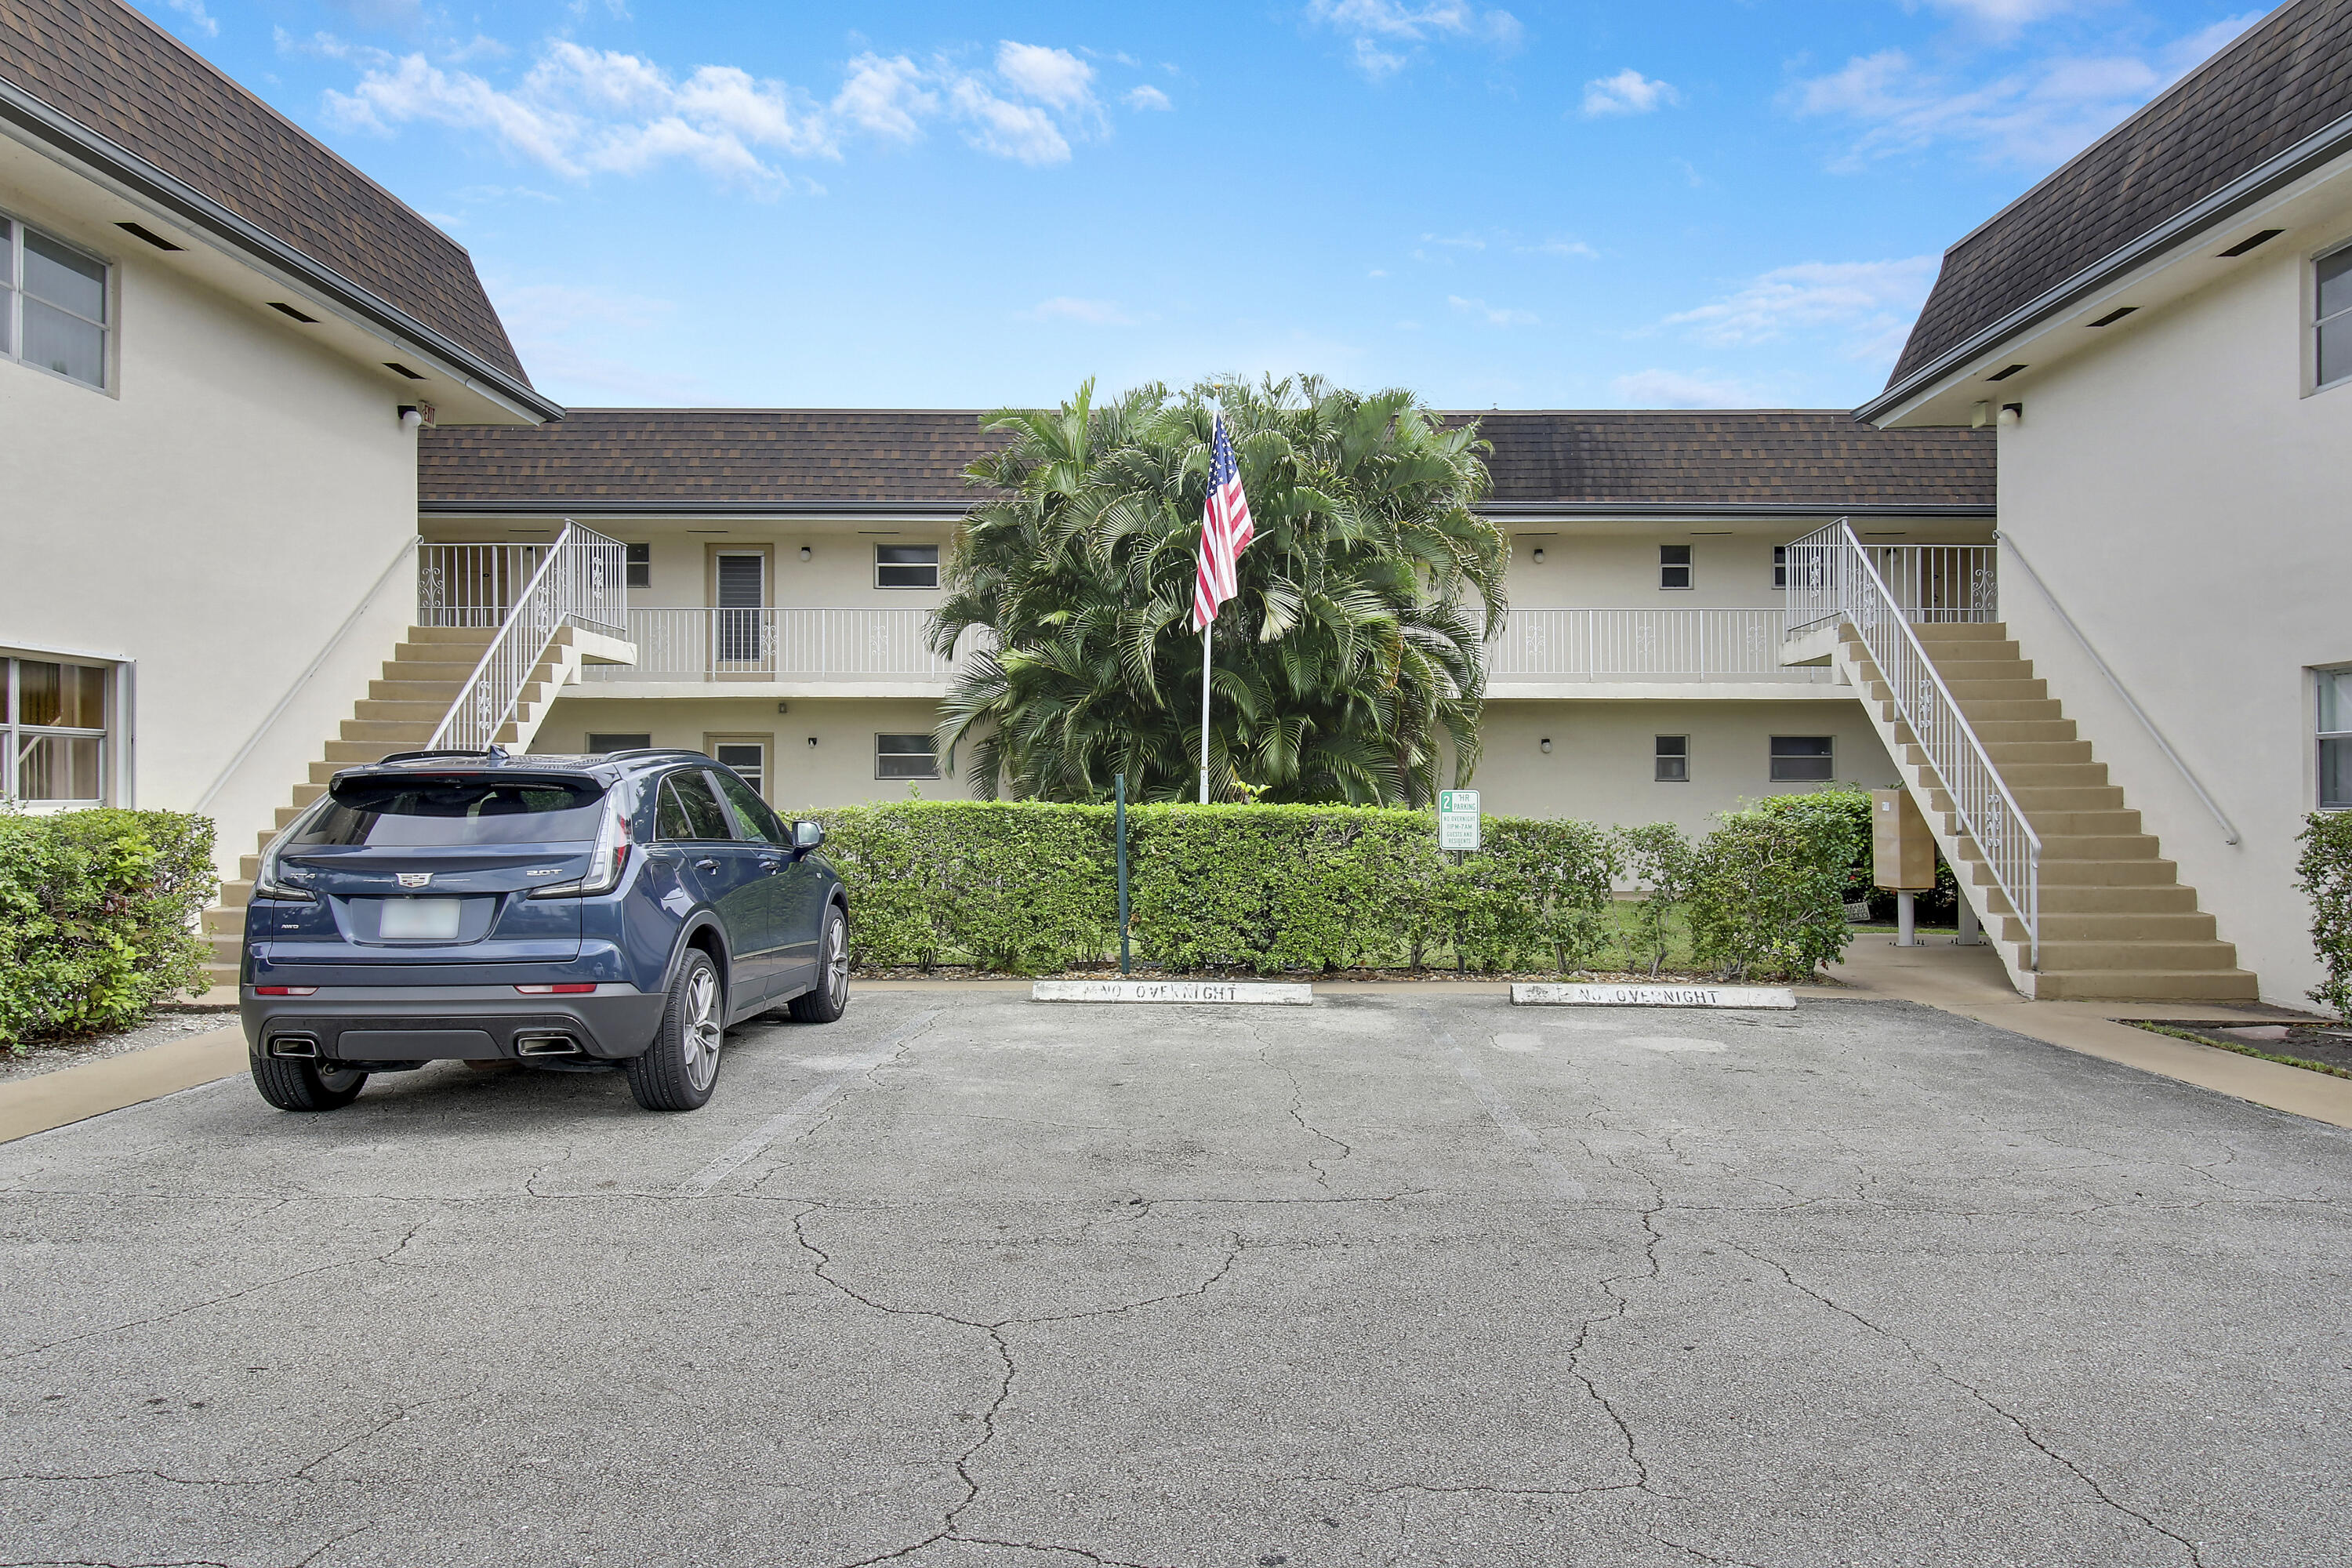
[3, 991, 2349, 1568]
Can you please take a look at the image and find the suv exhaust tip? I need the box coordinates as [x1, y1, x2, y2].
[516, 1034, 583, 1058]
[267, 1034, 321, 1060]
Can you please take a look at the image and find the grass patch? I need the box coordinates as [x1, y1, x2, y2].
[2123, 1020, 2352, 1081]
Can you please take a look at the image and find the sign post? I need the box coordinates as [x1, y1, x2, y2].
[1438, 789, 1482, 852]
[1115, 773, 1131, 975]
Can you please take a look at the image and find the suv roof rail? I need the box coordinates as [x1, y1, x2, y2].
[600, 748, 712, 764]
[374, 746, 511, 765]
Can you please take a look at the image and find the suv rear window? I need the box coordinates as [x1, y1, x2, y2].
[296, 776, 609, 846]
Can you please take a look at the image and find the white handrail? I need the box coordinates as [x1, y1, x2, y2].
[1835, 520, 2042, 969]
[1995, 531, 2240, 847]
[428, 521, 626, 751]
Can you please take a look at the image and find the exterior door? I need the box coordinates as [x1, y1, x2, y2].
[711, 549, 768, 673]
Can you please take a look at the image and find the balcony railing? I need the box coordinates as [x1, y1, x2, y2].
[1484, 608, 1827, 683]
[1785, 534, 1997, 636]
[584, 608, 966, 684]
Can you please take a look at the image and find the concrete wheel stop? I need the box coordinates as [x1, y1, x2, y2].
[1511, 982, 1796, 1010]
[1032, 979, 1314, 1005]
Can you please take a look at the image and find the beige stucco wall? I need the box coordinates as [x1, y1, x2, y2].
[1475, 699, 1898, 833]
[1, 176, 423, 877]
[1991, 221, 2352, 1007]
[534, 695, 976, 810]
[1503, 530, 1791, 608]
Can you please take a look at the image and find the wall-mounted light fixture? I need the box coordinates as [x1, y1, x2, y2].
[1997, 402, 2024, 426]
[799, 546, 812, 561]
[806, 736, 819, 748]
[1539, 738, 1553, 753]
[397, 403, 436, 432]
[1530, 547, 1545, 564]
[775, 702, 790, 714]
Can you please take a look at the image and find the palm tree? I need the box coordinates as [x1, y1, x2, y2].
[930, 375, 1506, 805]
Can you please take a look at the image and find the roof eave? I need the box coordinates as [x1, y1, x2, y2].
[421, 497, 1996, 520]
[1858, 105, 2352, 428]
[0, 73, 564, 426]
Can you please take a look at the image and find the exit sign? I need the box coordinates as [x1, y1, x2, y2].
[1438, 789, 1481, 851]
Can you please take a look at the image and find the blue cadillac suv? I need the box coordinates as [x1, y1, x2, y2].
[238, 747, 849, 1113]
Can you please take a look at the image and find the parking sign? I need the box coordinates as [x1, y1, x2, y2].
[1438, 789, 1481, 851]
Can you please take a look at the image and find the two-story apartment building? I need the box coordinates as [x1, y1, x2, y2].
[1853, 0, 2352, 1007]
[421, 408, 1991, 838]
[0, 0, 556, 866]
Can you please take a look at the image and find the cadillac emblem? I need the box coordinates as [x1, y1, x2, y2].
[397, 872, 433, 888]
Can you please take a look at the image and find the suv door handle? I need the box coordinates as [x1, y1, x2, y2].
[695, 858, 721, 872]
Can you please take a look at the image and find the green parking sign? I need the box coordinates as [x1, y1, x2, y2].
[1438, 789, 1481, 851]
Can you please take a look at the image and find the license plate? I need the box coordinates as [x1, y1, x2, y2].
[379, 898, 463, 941]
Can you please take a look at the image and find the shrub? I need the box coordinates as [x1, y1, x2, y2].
[1686, 804, 1856, 981]
[2297, 812, 2352, 1018]
[1614, 822, 1697, 976]
[0, 808, 216, 1050]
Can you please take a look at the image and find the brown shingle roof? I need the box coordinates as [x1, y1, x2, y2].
[1886, 0, 2352, 391]
[0, 0, 529, 386]
[420, 407, 1994, 515]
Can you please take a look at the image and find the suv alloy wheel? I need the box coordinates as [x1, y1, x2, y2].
[626, 947, 724, 1111]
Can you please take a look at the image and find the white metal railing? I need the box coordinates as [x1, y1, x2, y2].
[1785, 528, 1998, 635]
[583, 608, 964, 683]
[1485, 608, 1828, 682]
[1810, 519, 2040, 967]
[428, 523, 628, 750]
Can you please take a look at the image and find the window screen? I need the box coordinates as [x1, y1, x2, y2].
[1769, 735, 1834, 782]
[876, 543, 941, 589]
[711, 741, 767, 798]
[1655, 735, 1688, 782]
[1773, 545, 1788, 590]
[2319, 246, 2352, 389]
[2319, 669, 2352, 808]
[876, 734, 940, 779]
[1660, 544, 1693, 590]
[624, 543, 651, 589]
[655, 771, 734, 840]
[2, 216, 107, 390]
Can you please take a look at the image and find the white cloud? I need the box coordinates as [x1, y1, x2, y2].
[1308, 0, 1523, 80]
[1123, 85, 1173, 111]
[318, 34, 1121, 188]
[489, 281, 704, 401]
[164, 0, 219, 37]
[1661, 256, 1937, 365]
[1449, 293, 1538, 327]
[995, 42, 1094, 110]
[1581, 67, 1678, 118]
[1791, 15, 2262, 170]
[1611, 368, 1772, 408]
[1028, 297, 1136, 325]
[1920, 0, 2087, 38]
[1421, 231, 1485, 250]
[1519, 238, 1597, 259]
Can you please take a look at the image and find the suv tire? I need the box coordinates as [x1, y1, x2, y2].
[789, 905, 850, 1024]
[249, 1051, 368, 1112]
[626, 947, 724, 1112]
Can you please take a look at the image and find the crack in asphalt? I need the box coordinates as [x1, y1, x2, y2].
[1726, 1240, 2208, 1567]
[677, 1009, 942, 1198]
[1251, 1028, 1354, 1192]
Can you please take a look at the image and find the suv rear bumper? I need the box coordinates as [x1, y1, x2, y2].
[241, 985, 664, 1065]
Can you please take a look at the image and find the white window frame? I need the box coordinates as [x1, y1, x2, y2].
[1654, 735, 1689, 782]
[1660, 543, 1693, 591]
[876, 733, 941, 779]
[874, 543, 941, 590]
[706, 734, 773, 800]
[1773, 545, 1788, 590]
[0, 209, 111, 394]
[622, 543, 652, 589]
[3, 654, 114, 809]
[2316, 240, 2352, 395]
[2317, 667, 2352, 810]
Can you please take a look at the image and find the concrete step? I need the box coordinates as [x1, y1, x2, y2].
[1969, 720, 2081, 744]
[205, 931, 243, 964]
[201, 962, 240, 988]
[1998, 761, 2110, 787]
[1910, 621, 2010, 641]
[2030, 968, 2262, 1002]
[2038, 883, 2201, 913]
[352, 699, 450, 723]
[2032, 857, 2183, 887]
[322, 740, 408, 764]
[339, 720, 437, 745]
[391, 643, 492, 667]
[2007, 785, 2126, 811]
[2037, 833, 2162, 859]
[1942, 678, 2049, 702]
[2033, 939, 2241, 970]
[1950, 697, 2066, 722]
[2020, 808, 2143, 836]
[369, 680, 463, 703]
[201, 905, 248, 935]
[1926, 656, 2032, 679]
[2037, 911, 2219, 942]
[403, 626, 499, 645]
[219, 878, 253, 909]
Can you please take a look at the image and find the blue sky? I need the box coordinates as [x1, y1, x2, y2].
[147, 0, 2262, 411]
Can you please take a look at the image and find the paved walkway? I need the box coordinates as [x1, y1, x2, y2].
[3, 991, 2347, 1566]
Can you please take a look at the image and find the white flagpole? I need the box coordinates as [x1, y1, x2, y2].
[1198, 621, 1213, 805]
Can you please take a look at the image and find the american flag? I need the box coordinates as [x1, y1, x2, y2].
[1191, 414, 1254, 631]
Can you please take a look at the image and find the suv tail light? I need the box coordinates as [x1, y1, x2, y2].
[528, 808, 631, 898]
[253, 817, 319, 902]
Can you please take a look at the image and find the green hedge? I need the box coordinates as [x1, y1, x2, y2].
[809, 797, 1854, 981]
[2298, 812, 2352, 1017]
[0, 808, 216, 1050]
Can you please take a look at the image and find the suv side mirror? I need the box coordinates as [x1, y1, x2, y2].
[793, 819, 825, 851]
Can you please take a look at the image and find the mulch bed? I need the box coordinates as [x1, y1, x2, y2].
[2123, 1019, 2352, 1080]
[853, 964, 1840, 986]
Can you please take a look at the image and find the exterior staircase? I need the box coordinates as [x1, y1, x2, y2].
[198, 623, 595, 987]
[1837, 619, 2257, 1002]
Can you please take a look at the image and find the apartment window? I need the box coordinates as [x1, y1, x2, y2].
[623, 543, 651, 589]
[2318, 244, 2352, 390]
[1, 215, 108, 390]
[876, 543, 940, 590]
[1769, 735, 1834, 782]
[1660, 544, 1693, 590]
[709, 737, 770, 799]
[876, 734, 940, 779]
[1773, 546, 1788, 590]
[1654, 735, 1689, 782]
[586, 731, 652, 754]
[2319, 669, 2352, 808]
[3, 656, 109, 805]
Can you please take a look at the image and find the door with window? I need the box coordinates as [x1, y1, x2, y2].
[710, 549, 768, 673]
[652, 768, 779, 1005]
[707, 764, 819, 996]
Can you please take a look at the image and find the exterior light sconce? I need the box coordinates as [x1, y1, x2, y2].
[397, 404, 433, 432]
[799, 546, 812, 561]
[775, 702, 790, 714]
[1540, 738, 1553, 753]
[806, 736, 818, 748]
[1997, 402, 2024, 426]
[1530, 546, 1545, 564]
